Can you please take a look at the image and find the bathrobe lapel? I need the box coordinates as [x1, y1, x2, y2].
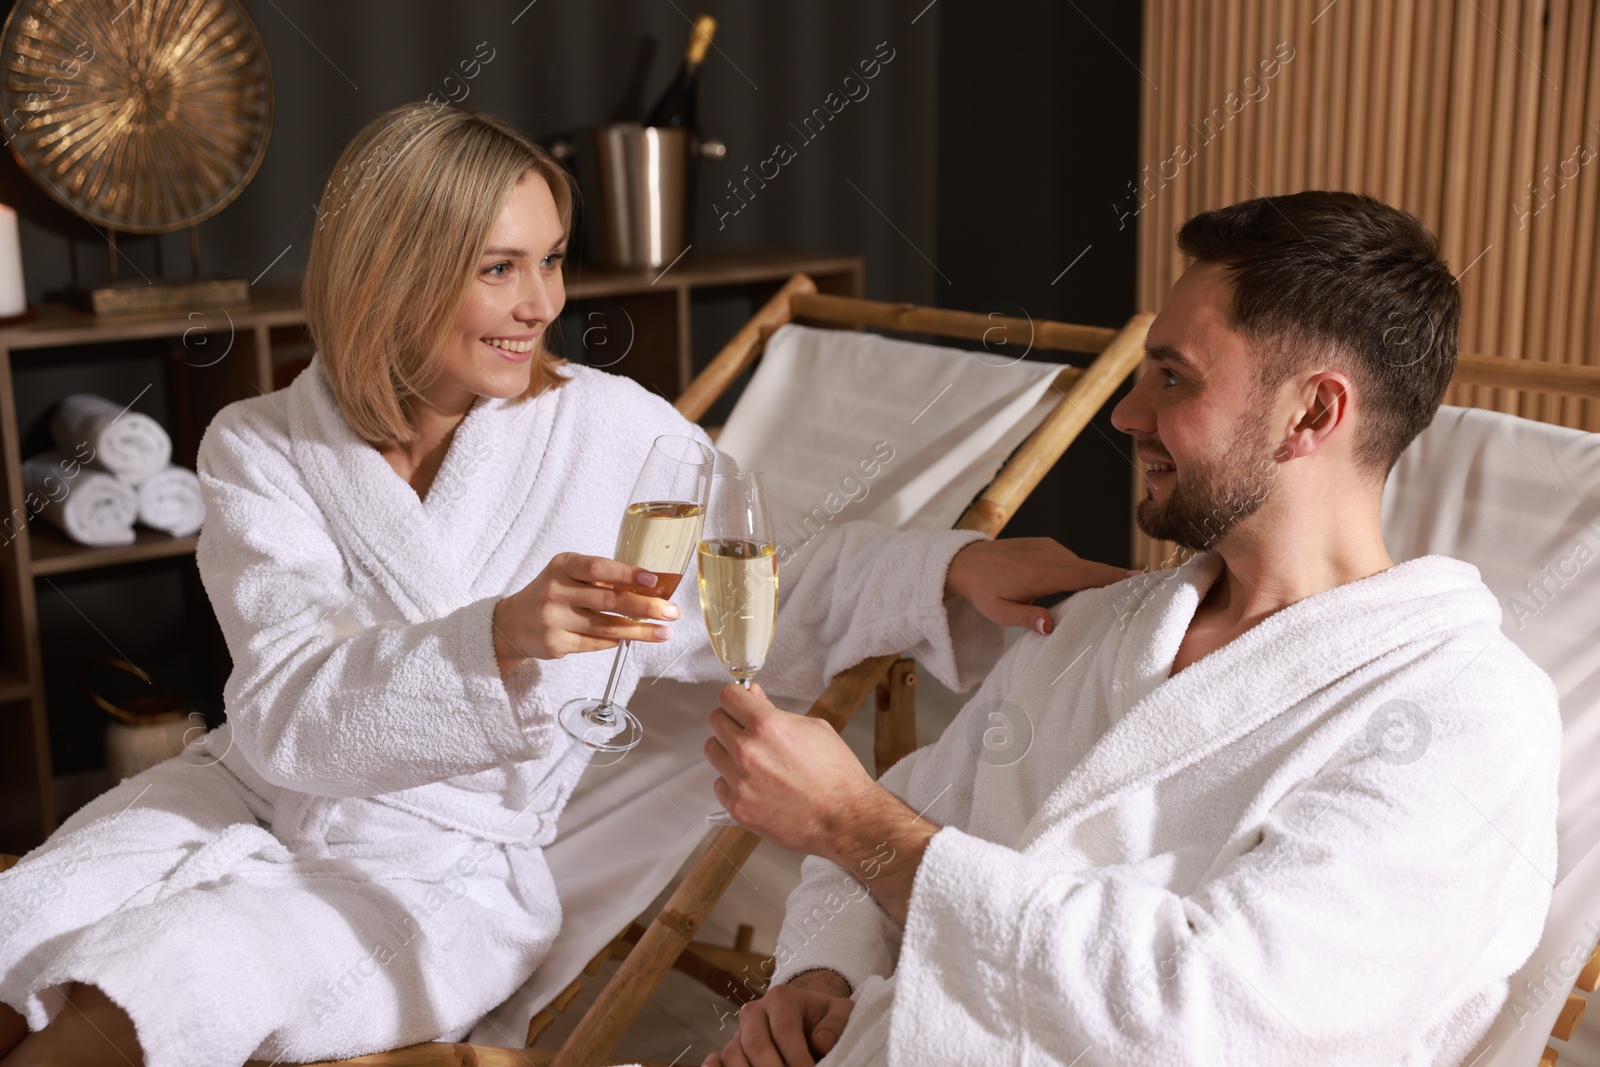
[1019, 552, 1496, 848]
[285, 357, 553, 623]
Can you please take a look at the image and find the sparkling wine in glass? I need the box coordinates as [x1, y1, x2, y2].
[698, 471, 778, 824]
[555, 434, 713, 760]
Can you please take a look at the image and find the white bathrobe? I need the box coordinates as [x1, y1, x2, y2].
[0, 357, 1000, 1067]
[771, 552, 1560, 1067]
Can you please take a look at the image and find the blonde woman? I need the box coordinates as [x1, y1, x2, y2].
[0, 104, 1125, 1067]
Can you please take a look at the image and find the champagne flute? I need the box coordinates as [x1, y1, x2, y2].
[555, 434, 713, 760]
[698, 471, 779, 825]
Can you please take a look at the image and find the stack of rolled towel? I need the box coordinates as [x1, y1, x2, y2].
[20, 394, 205, 547]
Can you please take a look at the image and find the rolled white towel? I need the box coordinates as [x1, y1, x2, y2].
[21, 450, 137, 546]
[135, 464, 204, 537]
[50, 393, 171, 486]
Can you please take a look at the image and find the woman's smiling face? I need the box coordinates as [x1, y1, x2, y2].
[429, 169, 567, 413]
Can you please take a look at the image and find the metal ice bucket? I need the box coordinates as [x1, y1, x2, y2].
[557, 123, 724, 270]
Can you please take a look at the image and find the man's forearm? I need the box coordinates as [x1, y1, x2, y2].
[821, 785, 939, 926]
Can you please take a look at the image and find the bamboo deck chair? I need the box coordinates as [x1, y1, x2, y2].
[507, 282, 1149, 1067]
[2, 276, 1150, 1067]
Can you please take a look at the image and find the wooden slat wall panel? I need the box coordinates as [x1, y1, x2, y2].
[1133, 0, 1600, 570]
[1549, 0, 1594, 429]
[1577, 4, 1600, 432]
[1367, 0, 1395, 197]
[1456, 0, 1495, 413]
[1239, 0, 1263, 205]
[1504, 0, 1548, 412]
[1525, 0, 1572, 426]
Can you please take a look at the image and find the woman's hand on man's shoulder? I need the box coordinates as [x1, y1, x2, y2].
[945, 537, 1137, 635]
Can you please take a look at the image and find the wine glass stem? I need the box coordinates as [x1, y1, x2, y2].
[739, 677, 752, 691]
[598, 639, 632, 712]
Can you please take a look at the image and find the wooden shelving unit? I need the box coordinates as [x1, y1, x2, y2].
[0, 246, 862, 855]
[28, 530, 202, 577]
[0, 288, 306, 855]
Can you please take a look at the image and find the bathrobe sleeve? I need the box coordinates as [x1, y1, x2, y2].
[769, 631, 1037, 990]
[195, 406, 538, 798]
[633, 518, 1006, 701]
[889, 652, 1560, 1062]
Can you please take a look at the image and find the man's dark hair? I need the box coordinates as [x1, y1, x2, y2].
[1176, 190, 1461, 474]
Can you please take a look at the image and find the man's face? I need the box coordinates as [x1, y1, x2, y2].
[1111, 262, 1283, 552]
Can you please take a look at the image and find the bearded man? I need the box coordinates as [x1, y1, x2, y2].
[701, 191, 1559, 1067]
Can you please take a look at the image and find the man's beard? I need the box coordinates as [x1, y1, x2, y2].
[1135, 410, 1280, 552]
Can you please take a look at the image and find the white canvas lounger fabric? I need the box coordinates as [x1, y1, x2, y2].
[1386, 405, 1600, 1067]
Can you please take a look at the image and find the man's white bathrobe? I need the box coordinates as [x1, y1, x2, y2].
[0, 357, 999, 1067]
[773, 552, 1560, 1066]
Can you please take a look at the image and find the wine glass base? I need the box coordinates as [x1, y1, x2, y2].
[557, 697, 644, 761]
[705, 808, 739, 826]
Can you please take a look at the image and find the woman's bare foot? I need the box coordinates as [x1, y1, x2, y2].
[1, 983, 143, 1066]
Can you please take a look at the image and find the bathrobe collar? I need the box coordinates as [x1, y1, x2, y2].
[285, 356, 556, 621]
[1019, 551, 1497, 847]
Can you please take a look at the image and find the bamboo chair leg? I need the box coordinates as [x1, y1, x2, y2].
[616, 921, 774, 1005]
[873, 658, 917, 777]
[552, 824, 762, 1066]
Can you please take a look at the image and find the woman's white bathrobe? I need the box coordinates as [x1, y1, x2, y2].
[0, 357, 1000, 1067]
[772, 552, 1560, 1067]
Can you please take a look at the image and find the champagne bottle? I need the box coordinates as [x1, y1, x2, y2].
[644, 14, 716, 129]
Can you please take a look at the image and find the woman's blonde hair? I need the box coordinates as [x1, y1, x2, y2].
[303, 104, 575, 447]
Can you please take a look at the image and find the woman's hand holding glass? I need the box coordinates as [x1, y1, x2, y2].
[556, 434, 713, 759]
[491, 552, 681, 671]
[514, 435, 711, 819]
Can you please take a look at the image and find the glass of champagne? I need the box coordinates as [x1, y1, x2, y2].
[556, 434, 713, 759]
[697, 471, 779, 824]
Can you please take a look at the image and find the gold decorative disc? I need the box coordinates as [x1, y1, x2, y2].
[0, 0, 273, 234]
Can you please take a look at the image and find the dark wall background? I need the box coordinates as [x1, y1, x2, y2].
[10, 0, 1143, 777]
[936, 0, 1143, 570]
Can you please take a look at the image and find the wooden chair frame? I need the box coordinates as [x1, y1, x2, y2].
[1447, 355, 1600, 403]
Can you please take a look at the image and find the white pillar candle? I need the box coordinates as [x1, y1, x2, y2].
[0, 204, 26, 317]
